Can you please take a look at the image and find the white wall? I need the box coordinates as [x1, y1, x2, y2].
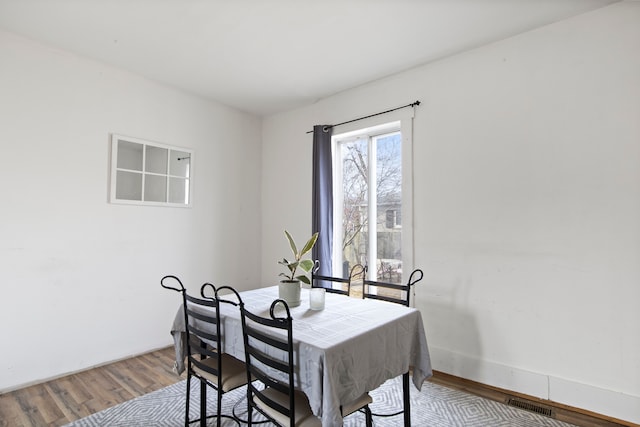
[261, 2, 640, 423]
[0, 31, 262, 391]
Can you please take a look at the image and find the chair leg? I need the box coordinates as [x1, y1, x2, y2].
[247, 388, 253, 427]
[185, 375, 191, 427]
[217, 385, 223, 427]
[403, 372, 411, 427]
[364, 405, 373, 427]
[200, 379, 207, 427]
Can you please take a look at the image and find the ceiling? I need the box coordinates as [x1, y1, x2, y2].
[0, 0, 618, 116]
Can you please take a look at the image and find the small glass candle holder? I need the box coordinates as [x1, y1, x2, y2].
[309, 288, 326, 310]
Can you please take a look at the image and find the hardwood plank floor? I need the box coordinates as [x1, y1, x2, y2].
[0, 347, 181, 427]
[0, 347, 633, 427]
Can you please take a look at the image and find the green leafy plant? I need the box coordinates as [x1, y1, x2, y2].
[278, 230, 319, 284]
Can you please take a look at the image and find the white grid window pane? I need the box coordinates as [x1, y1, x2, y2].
[115, 171, 142, 200]
[144, 175, 167, 202]
[117, 141, 143, 171]
[169, 177, 188, 204]
[170, 150, 190, 178]
[145, 146, 168, 174]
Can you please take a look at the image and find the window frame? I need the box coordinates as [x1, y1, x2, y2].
[331, 109, 415, 281]
[109, 134, 194, 207]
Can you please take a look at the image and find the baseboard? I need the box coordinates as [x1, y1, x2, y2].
[549, 376, 640, 426]
[429, 346, 640, 425]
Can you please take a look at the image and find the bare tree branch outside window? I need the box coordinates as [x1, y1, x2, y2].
[339, 132, 402, 282]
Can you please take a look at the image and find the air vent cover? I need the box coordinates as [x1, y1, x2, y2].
[506, 397, 554, 418]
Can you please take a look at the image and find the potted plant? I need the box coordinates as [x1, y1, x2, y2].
[278, 230, 319, 307]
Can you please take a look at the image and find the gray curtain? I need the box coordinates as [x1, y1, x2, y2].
[311, 125, 333, 277]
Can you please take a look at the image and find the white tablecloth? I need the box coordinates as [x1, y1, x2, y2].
[171, 286, 432, 426]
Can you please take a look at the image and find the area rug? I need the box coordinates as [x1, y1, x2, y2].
[63, 376, 576, 426]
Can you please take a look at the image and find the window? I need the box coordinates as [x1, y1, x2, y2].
[110, 134, 193, 207]
[332, 118, 413, 285]
[386, 209, 401, 229]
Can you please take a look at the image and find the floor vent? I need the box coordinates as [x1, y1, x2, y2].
[506, 397, 554, 418]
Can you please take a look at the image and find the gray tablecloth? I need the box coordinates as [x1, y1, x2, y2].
[170, 286, 432, 426]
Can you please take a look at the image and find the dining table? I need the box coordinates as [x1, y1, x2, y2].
[170, 285, 432, 426]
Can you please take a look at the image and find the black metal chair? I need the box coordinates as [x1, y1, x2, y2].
[310, 260, 349, 295]
[346, 263, 367, 298]
[239, 298, 373, 427]
[161, 275, 247, 427]
[362, 268, 424, 425]
[363, 268, 424, 307]
[311, 260, 367, 298]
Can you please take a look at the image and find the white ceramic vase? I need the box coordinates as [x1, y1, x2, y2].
[278, 280, 301, 307]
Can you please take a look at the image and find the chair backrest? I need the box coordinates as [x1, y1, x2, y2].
[347, 263, 366, 299]
[239, 298, 295, 425]
[215, 285, 243, 307]
[160, 275, 224, 382]
[363, 268, 424, 306]
[311, 260, 349, 295]
[311, 260, 367, 298]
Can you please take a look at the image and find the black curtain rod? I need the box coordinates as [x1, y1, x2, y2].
[306, 100, 421, 134]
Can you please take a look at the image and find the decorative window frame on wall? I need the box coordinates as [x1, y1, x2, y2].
[109, 134, 193, 207]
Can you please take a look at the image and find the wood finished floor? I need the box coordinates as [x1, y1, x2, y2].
[0, 347, 180, 427]
[0, 346, 633, 427]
